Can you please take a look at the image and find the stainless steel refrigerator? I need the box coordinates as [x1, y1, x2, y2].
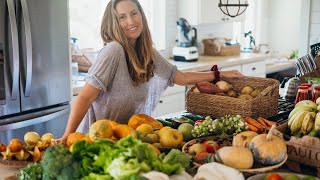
[0, 0, 71, 144]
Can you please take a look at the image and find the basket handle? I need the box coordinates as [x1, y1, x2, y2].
[260, 83, 278, 97]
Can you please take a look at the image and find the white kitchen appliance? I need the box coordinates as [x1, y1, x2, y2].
[173, 18, 199, 62]
[172, 46, 198, 61]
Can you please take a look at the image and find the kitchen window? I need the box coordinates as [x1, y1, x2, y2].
[69, 0, 166, 50]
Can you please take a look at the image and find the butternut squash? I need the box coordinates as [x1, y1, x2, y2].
[249, 125, 287, 165]
[216, 146, 254, 169]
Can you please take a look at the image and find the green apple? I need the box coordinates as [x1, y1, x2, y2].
[283, 174, 300, 180]
[178, 123, 194, 141]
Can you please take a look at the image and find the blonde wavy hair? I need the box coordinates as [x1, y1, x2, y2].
[101, 0, 155, 86]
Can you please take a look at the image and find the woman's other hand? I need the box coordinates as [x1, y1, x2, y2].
[220, 70, 244, 78]
[55, 136, 67, 145]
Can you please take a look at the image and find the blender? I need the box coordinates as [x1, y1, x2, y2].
[172, 18, 199, 62]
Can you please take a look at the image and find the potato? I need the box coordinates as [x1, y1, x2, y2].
[196, 82, 223, 94]
[226, 90, 238, 98]
[215, 80, 233, 93]
[238, 94, 253, 100]
[241, 85, 254, 95]
[251, 89, 261, 98]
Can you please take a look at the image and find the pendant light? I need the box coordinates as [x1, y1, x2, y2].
[218, 0, 249, 18]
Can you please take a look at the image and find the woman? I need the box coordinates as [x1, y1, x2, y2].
[61, 0, 243, 141]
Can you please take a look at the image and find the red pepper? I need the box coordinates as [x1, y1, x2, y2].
[195, 120, 204, 126]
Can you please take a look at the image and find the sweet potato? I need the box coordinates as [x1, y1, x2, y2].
[196, 82, 223, 94]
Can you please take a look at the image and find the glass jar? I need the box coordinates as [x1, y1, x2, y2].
[312, 85, 320, 102]
[295, 86, 309, 104]
[301, 83, 312, 100]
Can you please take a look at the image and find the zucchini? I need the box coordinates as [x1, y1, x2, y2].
[173, 116, 195, 126]
[181, 112, 205, 121]
[156, 118, 173, 127]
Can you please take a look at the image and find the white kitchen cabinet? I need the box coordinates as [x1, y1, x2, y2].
[152, 85, 186, 117]
[178, 0, 245, 25]
[241, 61, 266, 77]
[219, 64, 242, 72]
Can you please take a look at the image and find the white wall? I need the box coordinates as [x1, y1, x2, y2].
[266, 0, 301, 56]
[309, 0, 320, 45]
[159, 1, 234, 58]
[69, 0, 108, 50]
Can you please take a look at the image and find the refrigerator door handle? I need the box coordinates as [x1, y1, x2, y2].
[6, 0, 20, 100]
[20, 0, 32, 97]
[0, 108, 69, 131]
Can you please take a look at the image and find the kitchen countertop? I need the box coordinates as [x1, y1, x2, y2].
[0, 164, 20, 179]
[169, 53, 269, 72]
[72, 53, 295, 96]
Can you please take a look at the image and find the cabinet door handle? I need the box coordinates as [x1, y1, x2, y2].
[159, 100, 163, 103]
[252, 67, 256, 71]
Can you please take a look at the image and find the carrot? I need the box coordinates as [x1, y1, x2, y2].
[259, 117, 277, 127]
[247, 123, 260, 133]
[245, 117, 264, 131]
[257, 117, 268, 128]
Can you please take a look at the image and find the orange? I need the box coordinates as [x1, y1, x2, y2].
[81, 135, 93, 143]
[66, 132, 85, 147]
[113, 125, 137, 139]
[89, 120, 113, 141]
[103, 120, 120, 129]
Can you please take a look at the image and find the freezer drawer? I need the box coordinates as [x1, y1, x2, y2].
[0, 105, 70, 144]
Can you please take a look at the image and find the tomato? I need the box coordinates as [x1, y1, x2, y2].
[265, 173, 283, 180]
[194, 120, 204, 126]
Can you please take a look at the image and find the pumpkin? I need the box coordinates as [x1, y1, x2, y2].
[232, 131, 258, 148]
[113, 125, 137, 139]
[89, 120, 113, 141]
[249, 125, 287, 165]
[216, 146, 254, 169]
[128, 114, 163, 129]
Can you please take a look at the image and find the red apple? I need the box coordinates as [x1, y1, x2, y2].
[194, 151, 210, 164]
[203, 140, 220, 153]
[188, 143, 207, 156]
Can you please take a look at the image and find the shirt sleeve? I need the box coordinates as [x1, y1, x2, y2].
[85, 42, 124, 92]
[154, 50, 177, 87]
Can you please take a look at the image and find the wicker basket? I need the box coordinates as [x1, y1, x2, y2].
[186, 77, 280, 118]
[203, 38, 240, 56]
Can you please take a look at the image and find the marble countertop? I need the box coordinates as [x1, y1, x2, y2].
[72, 53, 295, 96]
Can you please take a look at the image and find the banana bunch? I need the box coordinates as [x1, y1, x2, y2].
[288, 100, 320, 136]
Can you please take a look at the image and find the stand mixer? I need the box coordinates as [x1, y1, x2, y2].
[173, 18, 199, 62]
